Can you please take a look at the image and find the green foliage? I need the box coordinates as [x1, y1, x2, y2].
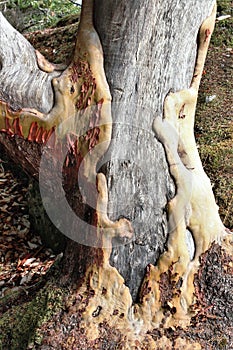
[1, 0, 81, 32]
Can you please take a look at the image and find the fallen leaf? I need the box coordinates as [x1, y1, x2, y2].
[23, 257, 37, 267]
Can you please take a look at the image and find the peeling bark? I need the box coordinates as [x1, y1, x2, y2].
[94, 0, 226, 299]
[0, 0, 232, 348]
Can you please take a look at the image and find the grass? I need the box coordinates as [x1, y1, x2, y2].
[195, 0, 233, 229]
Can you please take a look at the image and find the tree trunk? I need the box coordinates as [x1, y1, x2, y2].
[94, 0, 218, 301]
[0, 1, 232, 348]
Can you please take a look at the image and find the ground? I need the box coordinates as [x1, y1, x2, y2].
[0, 5, 232, 350]
[196, 43, 233, 230]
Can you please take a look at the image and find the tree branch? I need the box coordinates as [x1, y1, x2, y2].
[0, 13, 63, 113]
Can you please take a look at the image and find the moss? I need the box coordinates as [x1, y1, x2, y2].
[0, 281, 67, 350]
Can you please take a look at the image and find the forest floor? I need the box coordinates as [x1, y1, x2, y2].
[0, 8, 232, 350]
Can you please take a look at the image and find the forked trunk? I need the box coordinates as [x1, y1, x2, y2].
[0, 0, 232, 348]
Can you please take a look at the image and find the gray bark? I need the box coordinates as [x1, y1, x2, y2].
[0, 13, 59, 112]
[95, 0, 215, 300]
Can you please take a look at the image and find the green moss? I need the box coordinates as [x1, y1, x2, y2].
[0, 282, 66, 350]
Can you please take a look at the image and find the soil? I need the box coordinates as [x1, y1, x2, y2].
[0, 9, 232, 350]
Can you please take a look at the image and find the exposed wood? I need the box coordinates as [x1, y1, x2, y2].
[94, 0, 217, 299]
[0, 1, 232, 348]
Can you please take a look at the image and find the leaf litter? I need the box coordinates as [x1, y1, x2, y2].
[0, 155, 57, 299]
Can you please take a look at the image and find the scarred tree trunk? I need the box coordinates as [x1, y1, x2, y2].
[94, 0, 221, 301]
[0, 0, 232, 348]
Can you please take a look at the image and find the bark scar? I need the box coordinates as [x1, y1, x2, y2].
[149, 2, 228, 326]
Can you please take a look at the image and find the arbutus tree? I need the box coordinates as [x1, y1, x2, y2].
[0, 0, 232, 348]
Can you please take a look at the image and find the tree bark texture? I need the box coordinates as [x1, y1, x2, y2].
[0, 13, 62, 113]
[0, 1, 232, 348]
[94, 0, 217, 299]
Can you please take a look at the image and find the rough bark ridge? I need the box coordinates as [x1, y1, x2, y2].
[0, 0, 232, 348]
